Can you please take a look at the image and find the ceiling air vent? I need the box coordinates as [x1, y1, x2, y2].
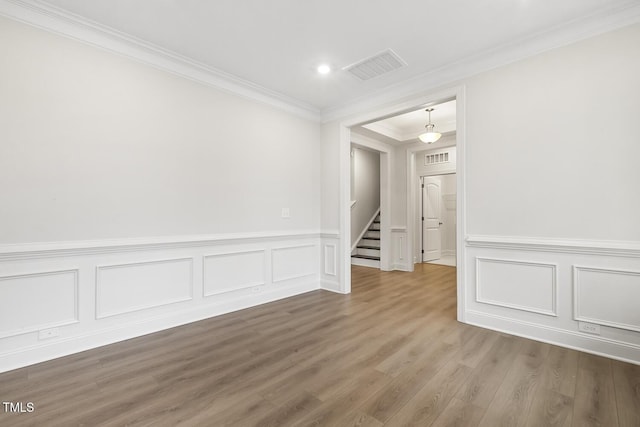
[343, 49, 406, 81]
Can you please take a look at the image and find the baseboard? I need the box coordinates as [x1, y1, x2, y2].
[0, 281, 318, 373]
[320, 279, 346, 294]
[466, 310, 640, 365]
[391, 262, 411, 272]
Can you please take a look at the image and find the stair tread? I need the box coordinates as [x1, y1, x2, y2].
[351, 254, 381, 261]
[362, 237, 380, 240]
[357, 245, 380, 250]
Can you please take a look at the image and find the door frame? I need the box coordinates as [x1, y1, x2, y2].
[338, 85, 467, 322]
[350, 132, 392, 271]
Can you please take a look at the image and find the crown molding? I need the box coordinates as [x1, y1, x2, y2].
[321, 1, 640, 123]
[0, 0, 322, 122]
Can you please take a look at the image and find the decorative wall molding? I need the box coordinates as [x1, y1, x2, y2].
[0, 269, 79, 339]
[323, 244, 337, 276]
[390, 229, 409, 271]
[0, 230, 323, 261]
[1, 232, 322, 372]
[4, 0, 639, 125]
[95, 258, 194, 319]
[272, 244, 318, 283]
[466, 235, 640, 258]
[573, 265, 640, 333]
[0, 0, 320, 121]
[476, 257, 557, 316]
[203, 250, 266, 297]
[320, 230, 340, 239]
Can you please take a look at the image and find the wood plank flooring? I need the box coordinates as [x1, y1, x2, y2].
[1, 263, 639, 426]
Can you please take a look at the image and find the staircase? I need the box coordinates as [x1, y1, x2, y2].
[351, 214, 381, 268]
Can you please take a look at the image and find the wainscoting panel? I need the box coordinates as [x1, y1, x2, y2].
[476, 257, 557, 316]
[96, 258, 194, 318]
[323, 244, 337, 277]
[0, 270, 78, 339]
[203, 250, 266, 296]
[320, 233, 342, 293]
[272, 244, 318, 283]
[574, 266, 640, 332]
[391, 228, 409, 271]
[466, 235, 640, 364]
[0, 231, 322, 373]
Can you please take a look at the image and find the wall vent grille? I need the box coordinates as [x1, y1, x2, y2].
[425, 152, 449, 165]
[343, 49, 406, 81]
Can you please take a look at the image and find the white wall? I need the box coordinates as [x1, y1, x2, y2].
[350, 148, 380, 247]
[465, 25, 640, 242]
[0, 16, 321, 244]
[0, 16, 323, 372]
[462, 23, 640, 363]
[322, 23, 640, 363]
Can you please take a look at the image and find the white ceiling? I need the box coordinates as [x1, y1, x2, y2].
[21, 0, 640, 116]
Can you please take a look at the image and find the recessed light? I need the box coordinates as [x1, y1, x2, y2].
[317, 64, 331, 75]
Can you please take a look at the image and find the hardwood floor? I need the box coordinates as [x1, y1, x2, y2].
[1, 263, 639, 426]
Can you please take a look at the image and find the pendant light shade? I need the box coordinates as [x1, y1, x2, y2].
[418, 108, 441, 144]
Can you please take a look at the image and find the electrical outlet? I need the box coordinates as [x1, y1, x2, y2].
[578, 321, 601, 335]
[252, 286, 262, 293]
[38, 327, 60, 340]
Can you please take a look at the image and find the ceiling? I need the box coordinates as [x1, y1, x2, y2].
[18, 0, 640, 117]
[360, 100, 456, 145]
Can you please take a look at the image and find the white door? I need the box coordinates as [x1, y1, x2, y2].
[422, 177, 442, 262]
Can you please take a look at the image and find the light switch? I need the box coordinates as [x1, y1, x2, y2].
[281, 208, 290, 218]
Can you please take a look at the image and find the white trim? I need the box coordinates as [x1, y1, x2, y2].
[320, 278, 343, 293]
[321, 231, 340, 239]
[0, 0, 320, 121]
[573, 265, 640, 333]
[271, 244, 318, 283]
[2, 0, 639, 123]
[0, 230, 322, 261]
[322, 2, 640, 122]
[466, 235, 640, 258]
[475, 257, 558, 317]
[0, 269, 80, 339]
[95, 258, 194, 319]
[323, 244, 337, 277]
[202, 250, 267, 297]
[466, 310, 640, 366]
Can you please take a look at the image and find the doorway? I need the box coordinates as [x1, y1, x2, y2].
[337, 86, 466, 323]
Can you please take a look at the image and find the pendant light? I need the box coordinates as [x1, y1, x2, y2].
[418, 108, 441, 143]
